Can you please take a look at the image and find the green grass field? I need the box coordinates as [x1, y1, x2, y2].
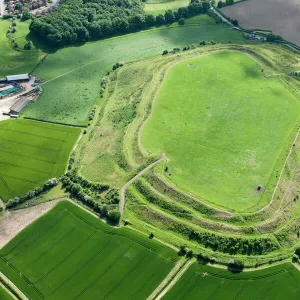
[23, 22, 245, 126]
[142, 51, 300, 211]
[144, 0, 189, 12]
[0, 119, 80, 201]
[0, 285, 13, 300]
[0, 19, 44, 76]
[0, 201, 178, 299]
[163, 262, 300, 299]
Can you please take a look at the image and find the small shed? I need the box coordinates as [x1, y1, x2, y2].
[9, 97, 31, 115]
[6, 74, 30, 82]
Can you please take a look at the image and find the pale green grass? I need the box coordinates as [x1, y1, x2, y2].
[142, 51, 300, 211]
[24, 23, 245, 125]
[0, 19, 44, 76]
[144, 0, 189, 12]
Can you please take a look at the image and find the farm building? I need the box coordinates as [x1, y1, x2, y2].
[9, 97, 31, 115]
[0, 74, 30, 83]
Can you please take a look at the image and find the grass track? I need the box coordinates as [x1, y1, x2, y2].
[142, 51, 300, 211]
[0, 119, 80, 201]
[0, 201, 178, 300]
[163, 262, 300, 299]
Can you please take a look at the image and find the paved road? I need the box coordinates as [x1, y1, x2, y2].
[119, 154, 166, 224]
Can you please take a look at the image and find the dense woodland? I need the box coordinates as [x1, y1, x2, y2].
[30, 0, 210, 45]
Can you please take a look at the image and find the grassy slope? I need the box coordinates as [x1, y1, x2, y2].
[23, 21, 245, 125]
[0, 119, 80, 201]
[0, 201, 177, 300]
[163, 262, 300, 299]
[142, 51, 300, 211]
[0, 19, 43, 76]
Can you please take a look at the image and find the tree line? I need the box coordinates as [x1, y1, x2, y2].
[30, 0, 210, 45]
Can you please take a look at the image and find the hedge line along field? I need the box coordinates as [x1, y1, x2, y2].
[142, 51, 300, 211]
[0, 201, 178, 300]
[0, 19, 44, 77]
[23, 19, 245, 126]
[0, 285, 13, 300]
[163, 262, 300, 299]
[0, 119, 80, 201]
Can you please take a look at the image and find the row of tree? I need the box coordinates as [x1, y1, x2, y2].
[30, 0, 210, 45]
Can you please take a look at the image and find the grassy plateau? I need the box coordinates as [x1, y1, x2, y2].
[0, 201, 178, 300]
[142, 51, 300, 211]
[0, 119, 80, 201]
[163, 262, 300, 299]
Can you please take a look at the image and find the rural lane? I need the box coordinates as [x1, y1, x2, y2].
[119, 154, 166, 224]
[0, 0, 4, 16]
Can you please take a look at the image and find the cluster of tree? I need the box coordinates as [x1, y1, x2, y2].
[266, 34, 283, 42]
[189, 230, 279, 255]
[6, 178, 59, 209]
[207, 7, 222, 23]
[61, 171, 120, 224]
[293, 247, 300, 263]
[178, 245, 194, 258]
[217, 0, 234, 8]
[89, 105, 96, 121]
[291, 71, 300, 77]
[30, 0, 210, 45]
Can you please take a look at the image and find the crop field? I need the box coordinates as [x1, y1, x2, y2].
[0, 201, 178, 299]
[0, 119, 80, 201]
[221, 0, 300, 46]
[163, 262, 300, 299]
[0, 19, 44, 77]
[142, 51, 300, 211]
[0, 285, 13, 300]
[23, 21, 245, 126]
[144, 0, 189, 12]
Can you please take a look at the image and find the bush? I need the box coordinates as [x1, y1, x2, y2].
[162, 50, 168, 55]
[178, 18, 185, 25]
[24, 41, 33, 50]
[108, 211, 121, 224]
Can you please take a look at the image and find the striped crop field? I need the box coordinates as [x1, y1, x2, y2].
[163, 262, 300, 299]
[0, 119, 80, 201]
[0, 201, 178, 299]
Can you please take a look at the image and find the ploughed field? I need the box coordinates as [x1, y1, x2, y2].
[142, 51, 300, 211]
[0, 201, 177, 300]
[221, 0, 300, 46]
[163, 262, 300, 299]
[0, 120, 80, 201]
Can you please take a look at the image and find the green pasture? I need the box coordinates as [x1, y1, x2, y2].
[0, 201, 177, 299]
[0, 19, 43, 76]
[144, 0, 189, 12]
[23, 22, 245, 126]
[0, 286, 13, 300]
[0, 119, 80, 201]
[142, 51, 300, 211]
[163, 262, 300, 299]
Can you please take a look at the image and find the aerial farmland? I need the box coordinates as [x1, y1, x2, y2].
[1, 0, 300, 299]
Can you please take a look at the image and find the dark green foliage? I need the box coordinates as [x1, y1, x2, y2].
[24, 41, 33, 50]
[266, 34, 283, 42]
[178, 18, 185, 26]
[21, 8, 31, 21]
[108, 210, 121, 224]
[30, 0, 208, 45]
[189, 230, 279, 255]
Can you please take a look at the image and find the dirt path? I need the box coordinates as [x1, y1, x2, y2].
[155, 259, 194, 300]
[119, 154, 166, 223]
[147, 258, 187, 300]
[0, 199, 62, 249]
[0, 281, 18, 300]
[0, 272, 28, 300]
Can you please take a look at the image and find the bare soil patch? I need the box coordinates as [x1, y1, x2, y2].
[221, 0, 300, 46]
[0, 199, 61, 248]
